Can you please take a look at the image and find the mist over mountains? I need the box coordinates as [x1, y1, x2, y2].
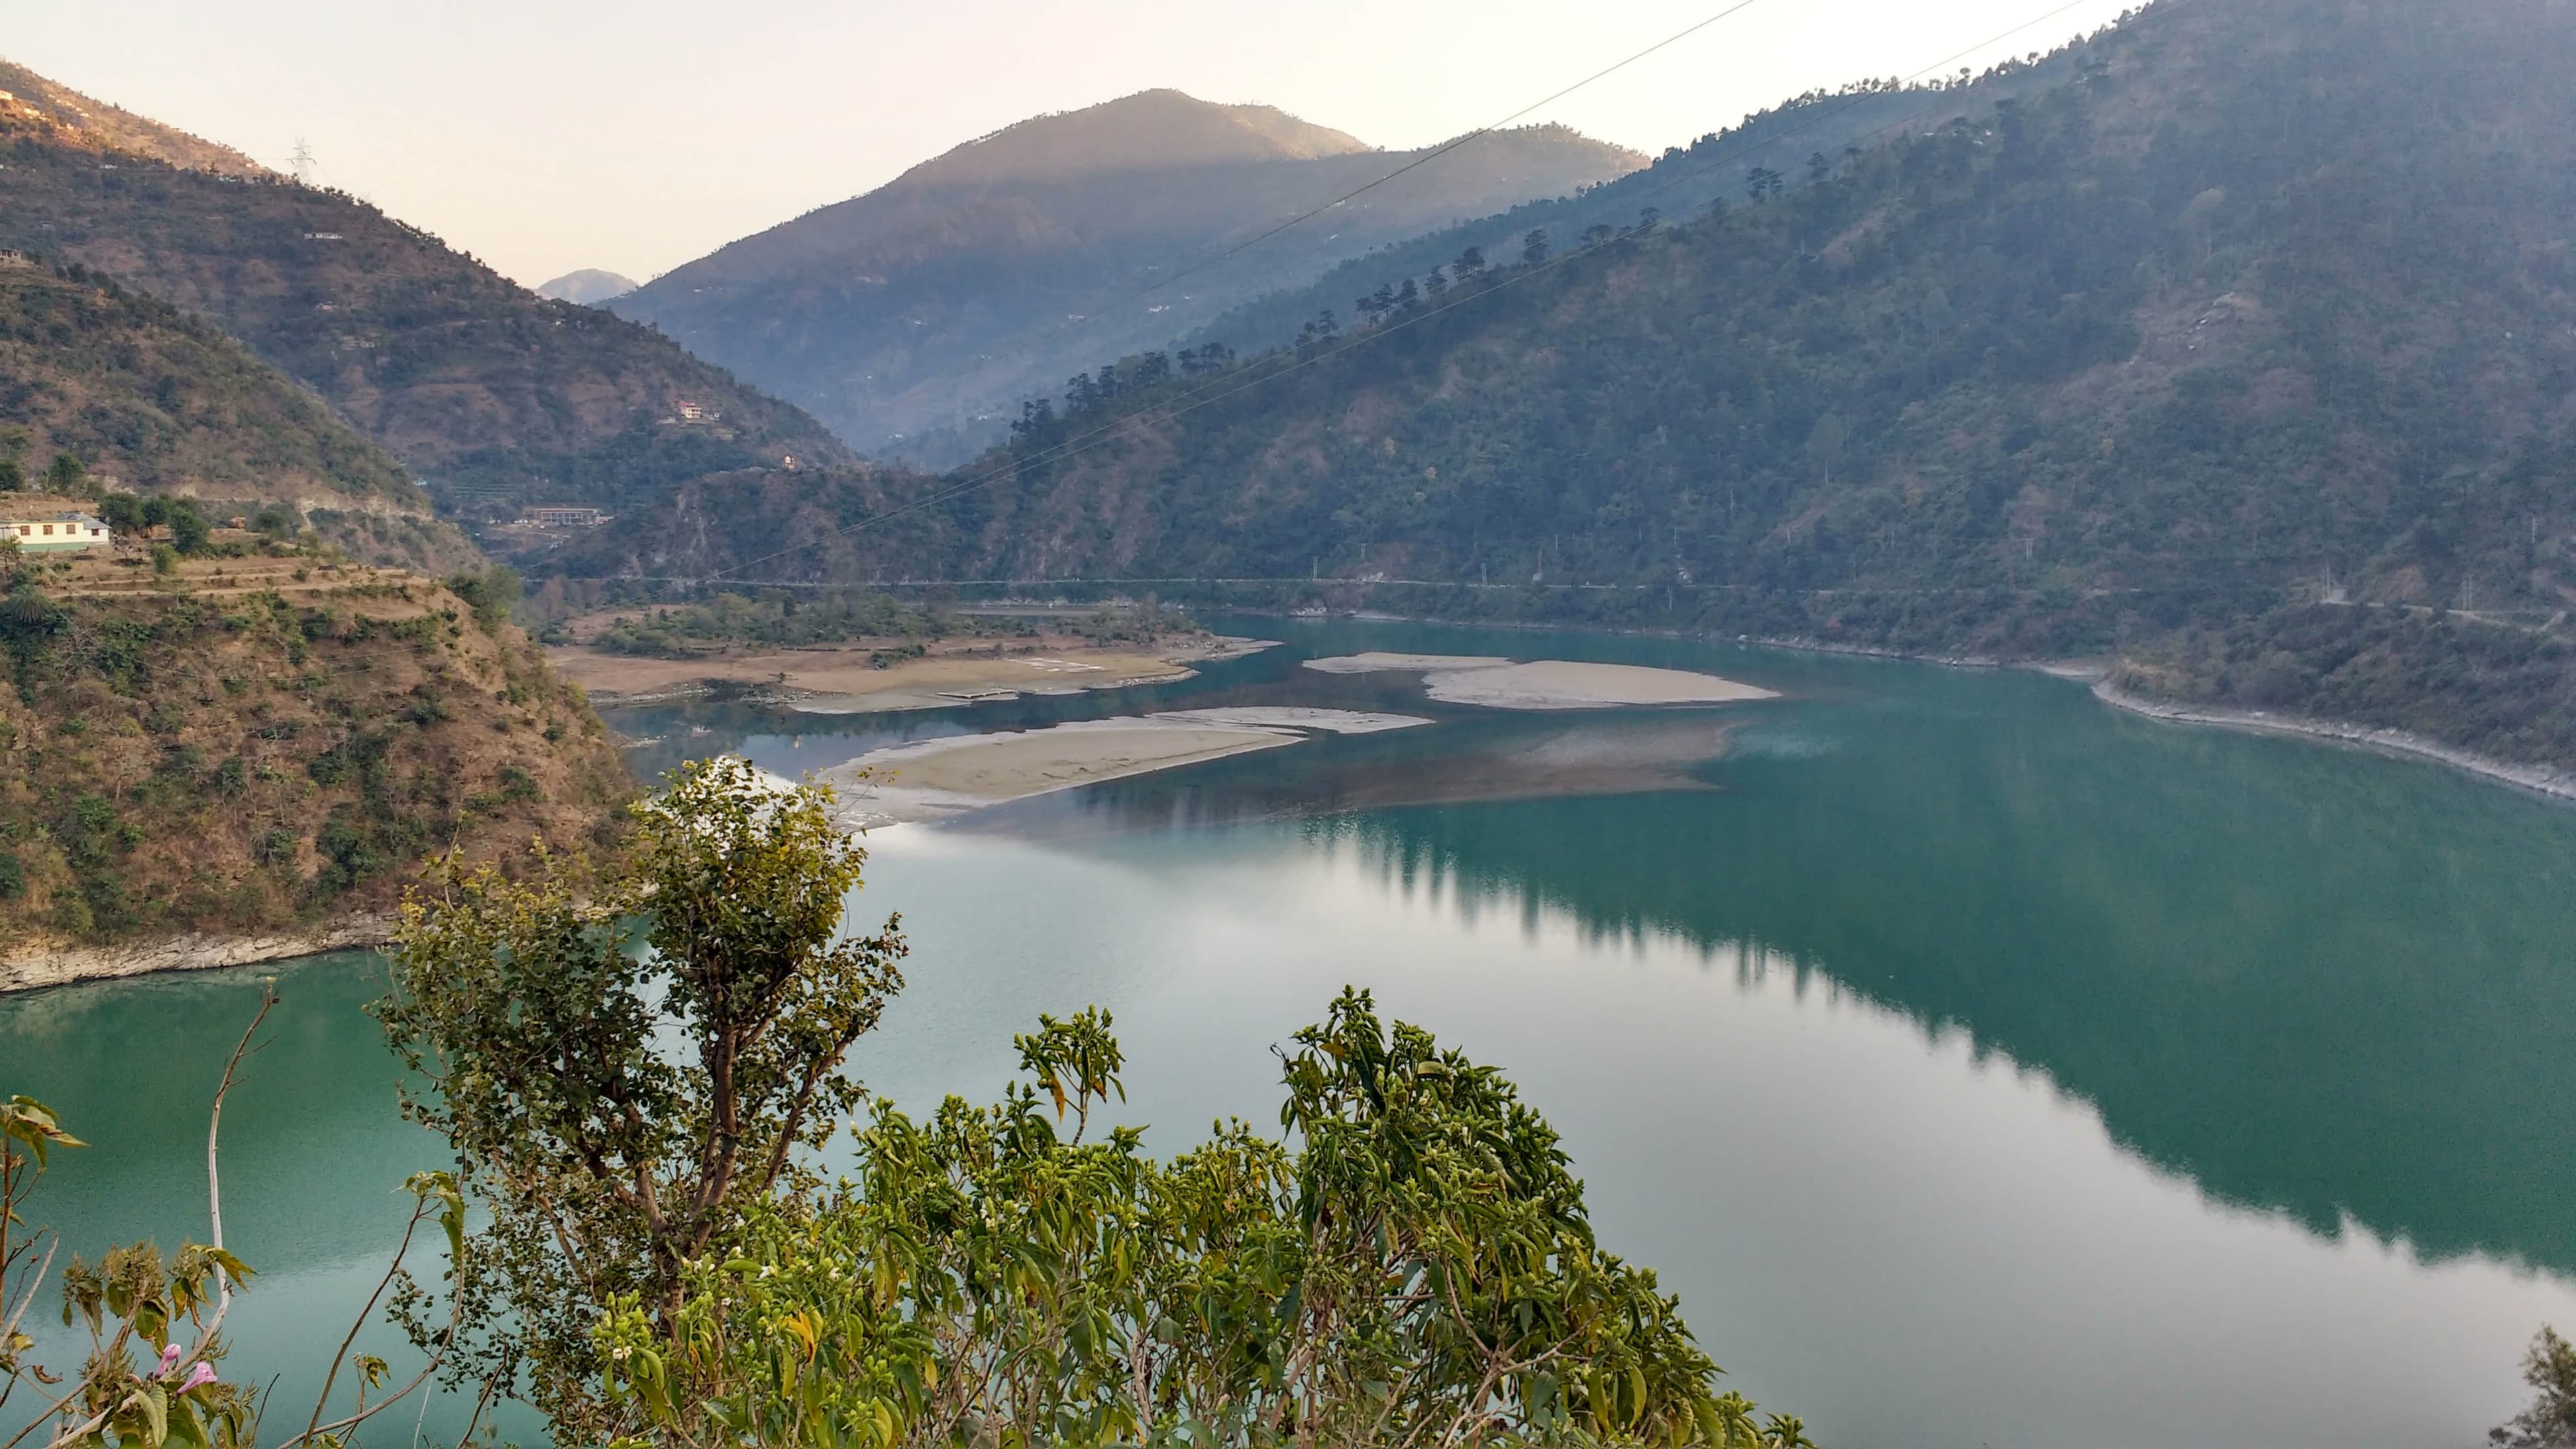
[607, 89, 1644, 465]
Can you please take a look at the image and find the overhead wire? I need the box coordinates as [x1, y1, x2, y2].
[702, 0, 2156, 585]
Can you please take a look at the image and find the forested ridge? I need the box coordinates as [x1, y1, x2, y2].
[0, 58, 266, 176]
[555, 0, 2576, 770]
[1179, 51, 2092, 366]
[0, 262, 483, 571]
[609, 91, 1643, 467]
[0, 72, 851, 523]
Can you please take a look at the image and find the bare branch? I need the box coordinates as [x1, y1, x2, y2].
[300, 1197, 426, 1447]
[0, 1236, 56, 1368]
[208, 983, 280, 1311]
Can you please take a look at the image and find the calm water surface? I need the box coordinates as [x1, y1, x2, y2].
[7, 619, 2575, 1448]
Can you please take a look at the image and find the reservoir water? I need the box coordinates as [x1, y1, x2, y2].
[7, 619, 2575, 1448]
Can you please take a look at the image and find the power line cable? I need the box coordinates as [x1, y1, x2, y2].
[986, 0, 1769, 362]
[863, 0, 1780, 440]
[706, 0, 2160, 584]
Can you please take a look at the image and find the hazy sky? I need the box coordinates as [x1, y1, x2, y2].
[7, 0, 2131, 288]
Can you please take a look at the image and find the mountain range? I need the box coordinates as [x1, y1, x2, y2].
[553, 0, 2576, 771]
[7, 0, 2575, 777]
[606, 89, 1644, 465]
[538, 268, 640, 305]
[0, 64, 850, 526]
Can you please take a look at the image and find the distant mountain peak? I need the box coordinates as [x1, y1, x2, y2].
[0, 58, 268, 176]
[613, 90, 1644, 462]
[537, 268, 641, 305]
[895, 89, 1371, 190]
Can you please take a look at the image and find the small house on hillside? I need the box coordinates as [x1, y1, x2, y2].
[523, 505, 608, 528]
[1, 496, 111, 552]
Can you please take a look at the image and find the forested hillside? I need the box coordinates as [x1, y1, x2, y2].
[610, 90, 1642, 465]
[0, 64, 852, 524]
[0, 59, 266, 176]
[0, 262, 480, 571]
[557, 0, 2576, 769]
[1183, 51, 2089, 362]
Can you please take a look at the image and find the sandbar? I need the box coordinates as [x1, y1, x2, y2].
[1301, 654, 1777, 710]
[820, 709, 1430, 826]
[1144, 706, 1428, 733]
[553, 635, 1271, 711]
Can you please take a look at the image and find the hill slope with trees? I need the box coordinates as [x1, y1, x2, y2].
[0, 260, 481, 571]
[0, 58, 266, 176]
[557, 0, 2576, 771]
[1180, 52, 2092, 365]
[0, 554, 631, 964]
[609, 89, 1643, 465]
[0, 64, 853, 526]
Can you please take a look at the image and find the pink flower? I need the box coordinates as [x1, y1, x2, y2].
[177, 1362, 217, 1393]
[154, 1345, 185, 1379]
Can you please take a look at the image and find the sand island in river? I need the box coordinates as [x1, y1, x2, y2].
[820, 708, 1429, 826]
[551, 635, 1273, 711]
[1301, 654, 1778, 709]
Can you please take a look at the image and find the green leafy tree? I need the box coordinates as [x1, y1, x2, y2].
[42, 454, 85, 494]
[2493, 1327, 2576, 1448]
[97, 493, 145, 537]
[376, 755, 907, 1438]
[166, 501, 210, 556]
[0, 426, 28, 490]
[592, 989, 1764, 1449]
[386, 762, 1785, 1447]
[445, 566, 521, 633]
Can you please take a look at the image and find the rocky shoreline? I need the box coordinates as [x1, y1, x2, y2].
[0, 914, 394, 996]
[2090, 680, 2576, 803]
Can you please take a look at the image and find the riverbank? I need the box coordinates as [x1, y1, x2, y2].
[1257, 608, 2575, 802]
[0, 914, 393, 996]
[2091, 680, 2576, 803]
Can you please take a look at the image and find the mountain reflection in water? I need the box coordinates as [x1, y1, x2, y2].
[955, 659, 2576, 1280]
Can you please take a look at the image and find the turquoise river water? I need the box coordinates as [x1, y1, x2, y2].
[6, 618, 2575, 1448]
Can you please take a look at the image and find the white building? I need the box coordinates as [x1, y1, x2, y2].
[1, 497, 111, 552]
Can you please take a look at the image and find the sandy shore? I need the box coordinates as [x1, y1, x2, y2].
[1303, 653, 1778, 709]
[819, 709, 1431, 826]
[552, 635, 1272, 710]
